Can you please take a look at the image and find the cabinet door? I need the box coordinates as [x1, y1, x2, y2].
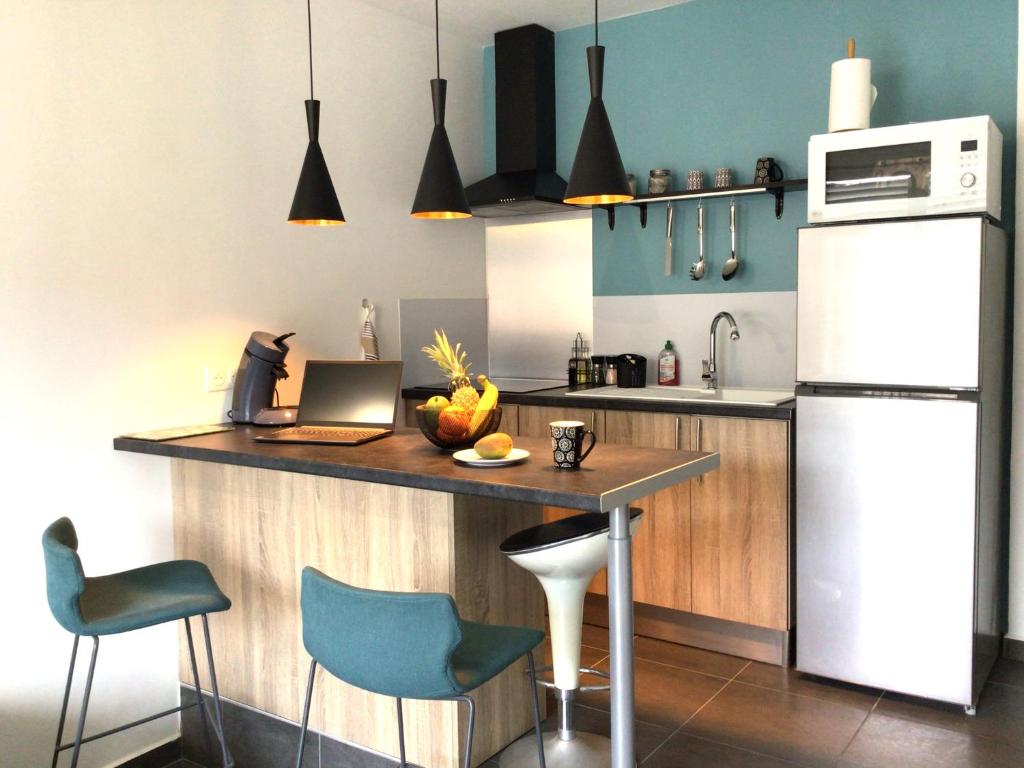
[690, 416, 789, 630]
[604, 411, 691, 612]
[518, 405, 607, 593]
[517, 405, 604, 440]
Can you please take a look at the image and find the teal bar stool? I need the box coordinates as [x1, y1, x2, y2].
[296, 567, 547, 768]
[42, 517, 234, 768]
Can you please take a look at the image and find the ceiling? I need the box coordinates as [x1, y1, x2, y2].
[358, 0, 693, 45]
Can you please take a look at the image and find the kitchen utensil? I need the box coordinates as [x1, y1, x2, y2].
[686, 169, 704, 190]
[648, 169, 672, 194]
[690, 202, 706, 280]
[549, 420, 596, 469]
[714, 168, 733, 188]
[453, 447, 530, 467]
[723, 200, 740, 280]
[664, 203, 675, 276]
[615, 354, 647, 387]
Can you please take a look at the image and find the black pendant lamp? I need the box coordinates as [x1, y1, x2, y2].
[564, 0, 633, 206]
[288, 0, 344, 226]
[411, 0, 472, 219]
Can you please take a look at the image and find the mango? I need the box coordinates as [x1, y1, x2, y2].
[475, 432, 513, 460]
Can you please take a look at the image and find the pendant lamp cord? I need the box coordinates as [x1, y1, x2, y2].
[435, 0, 440, 80]
[307, 0, 314, 100]
[594, 0, 599, 46]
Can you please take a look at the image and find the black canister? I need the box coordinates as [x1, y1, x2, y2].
[615, 354, 647, 387]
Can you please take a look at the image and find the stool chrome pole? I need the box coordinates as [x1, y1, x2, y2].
[608, 505, 635, 768]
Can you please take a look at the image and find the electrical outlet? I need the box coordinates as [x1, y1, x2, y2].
[204, 366, 232, 393]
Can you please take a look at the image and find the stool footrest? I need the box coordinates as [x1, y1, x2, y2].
[529, 665, 611, 692]
[56, 700, 201, 752]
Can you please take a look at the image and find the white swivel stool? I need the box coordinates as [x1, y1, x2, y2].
[497, 510, 643, 768]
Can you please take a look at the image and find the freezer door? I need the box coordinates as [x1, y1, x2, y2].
[796, 394, 978, 704]
[797, 218, 983, 388]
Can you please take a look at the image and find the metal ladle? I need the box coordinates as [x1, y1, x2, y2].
[722, 200, 740, 280]
[690, 201, 705, 281]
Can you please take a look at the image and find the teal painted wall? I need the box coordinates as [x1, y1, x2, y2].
[482, 0, 1017, 296]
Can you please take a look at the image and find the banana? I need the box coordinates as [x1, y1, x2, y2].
[470, 374, 499, 433]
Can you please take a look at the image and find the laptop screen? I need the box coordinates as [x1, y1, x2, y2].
[297, 361, 403, 428]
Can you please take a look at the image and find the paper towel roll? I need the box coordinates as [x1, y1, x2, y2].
[829, 57, 876, 132]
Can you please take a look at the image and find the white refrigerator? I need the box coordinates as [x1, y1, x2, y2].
[795, 215, 1008, 712]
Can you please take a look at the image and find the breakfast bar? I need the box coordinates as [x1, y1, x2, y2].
[114, 427, 718, 768]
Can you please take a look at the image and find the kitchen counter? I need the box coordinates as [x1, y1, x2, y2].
[115, 425, 718, 768]
[402, 384, 796, 420]
[114, 426, 717, 512]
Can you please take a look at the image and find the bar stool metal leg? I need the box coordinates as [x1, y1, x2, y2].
[295, 659, 318, 768]
[526, 651, 547, 768]
[68, 636, 100, 768]
[201, 614, 233, 767]
[51, 635, 80, 768]
[396, 697, 407, 766]
[185, 617, 220, 762]
[452, 695, 476, 768]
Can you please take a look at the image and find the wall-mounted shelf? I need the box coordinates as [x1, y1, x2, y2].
[599, 178, 807, 230]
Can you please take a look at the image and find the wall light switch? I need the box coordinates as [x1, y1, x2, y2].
[204, 366, 232, 393]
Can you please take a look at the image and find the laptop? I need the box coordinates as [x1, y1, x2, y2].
[253, 360, 403, 446]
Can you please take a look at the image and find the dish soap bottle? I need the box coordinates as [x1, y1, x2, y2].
[658, 341, 679, 386]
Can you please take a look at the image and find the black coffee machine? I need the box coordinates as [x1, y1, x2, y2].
[230, 331, 295, 424]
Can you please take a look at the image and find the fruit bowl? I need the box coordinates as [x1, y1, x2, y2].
[415, 405, 503, 451]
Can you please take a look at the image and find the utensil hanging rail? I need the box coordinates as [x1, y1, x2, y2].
[600, 178, 807, 228]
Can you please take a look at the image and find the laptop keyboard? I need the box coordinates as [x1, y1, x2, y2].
[273, 426, 388, 441]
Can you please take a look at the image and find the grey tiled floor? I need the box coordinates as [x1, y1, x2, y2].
[479, 629, 1024, 768]
[176, 626, 1024, 767]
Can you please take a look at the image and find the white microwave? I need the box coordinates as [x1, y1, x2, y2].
[807, 116, 1002, 224]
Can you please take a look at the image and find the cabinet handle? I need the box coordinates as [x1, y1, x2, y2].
[590, 411, 597, 432]
[696, 417, 704, 485]
[674, 416, 680, 450]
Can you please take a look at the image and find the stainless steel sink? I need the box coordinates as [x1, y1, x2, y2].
[565, 385, 795, 407]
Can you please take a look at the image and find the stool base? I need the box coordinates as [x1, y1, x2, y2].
[499, 731, 614, 768]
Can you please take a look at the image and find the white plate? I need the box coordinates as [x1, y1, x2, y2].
[452, 448, 530, 467]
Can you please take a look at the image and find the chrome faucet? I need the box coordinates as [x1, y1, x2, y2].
[702, 311, 740, 390]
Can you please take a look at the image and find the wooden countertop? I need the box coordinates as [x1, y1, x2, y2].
[114, 426, 719, 512]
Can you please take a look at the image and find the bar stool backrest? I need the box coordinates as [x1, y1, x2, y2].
[300, 567, 464, 699]
[41, 517, 88, 634]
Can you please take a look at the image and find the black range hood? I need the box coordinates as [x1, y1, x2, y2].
[465, 25, 576, 217]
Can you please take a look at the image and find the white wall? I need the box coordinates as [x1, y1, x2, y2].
[0, 2, 485, 766]
[1009, 0, 1024, 643]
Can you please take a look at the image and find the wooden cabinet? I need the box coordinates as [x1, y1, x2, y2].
[604, 412, 692, 613]
[405, 399, 792, 632]
[518, 404, 607, 593]
[517, 405, 604, 441]
[689, 416, 790, 630]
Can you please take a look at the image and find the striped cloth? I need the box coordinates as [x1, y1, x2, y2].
[360, 301, 379, 361]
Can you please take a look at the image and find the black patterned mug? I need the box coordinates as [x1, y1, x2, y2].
[549, 420, 597, 470]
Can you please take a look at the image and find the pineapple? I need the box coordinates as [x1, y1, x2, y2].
[422, 329, 480, 411]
